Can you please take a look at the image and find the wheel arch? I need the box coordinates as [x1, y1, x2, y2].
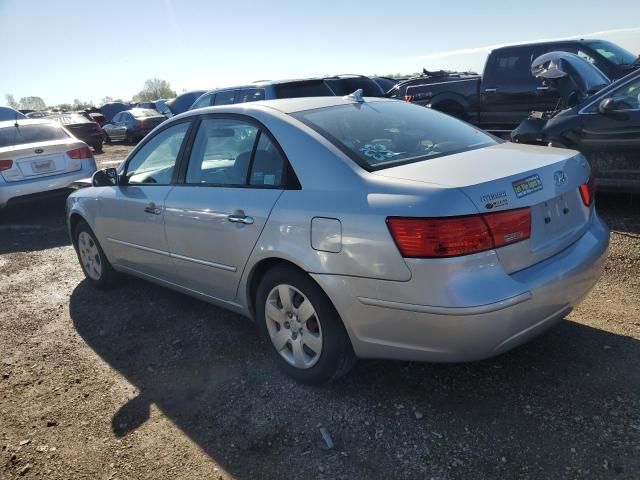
[245, 257, 310, 320]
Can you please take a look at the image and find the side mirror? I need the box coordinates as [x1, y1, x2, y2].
[92, 167, 119, 187]
[598, 97, 626, 115]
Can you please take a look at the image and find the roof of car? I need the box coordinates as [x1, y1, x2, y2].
[180, 96, 397, 118]
[0, 118, 60, 129]
[491, 38, 602, 52]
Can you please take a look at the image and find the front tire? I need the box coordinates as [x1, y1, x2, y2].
[74, 220, 116, 289]
[256, 265, 355, 385]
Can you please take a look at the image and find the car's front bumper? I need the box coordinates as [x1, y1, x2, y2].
[0, 160, 96, 209]
[312, 213, 610, 362]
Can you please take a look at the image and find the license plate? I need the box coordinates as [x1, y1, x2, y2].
[32, 159, 54, 173]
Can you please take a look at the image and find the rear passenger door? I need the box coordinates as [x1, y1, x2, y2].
[480, 47, 545, 131]
[163, 116, 290, 303]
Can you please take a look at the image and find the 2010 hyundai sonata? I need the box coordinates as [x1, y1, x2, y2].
[67, 94, 609, 384]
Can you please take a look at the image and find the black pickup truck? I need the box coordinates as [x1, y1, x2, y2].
[387, 39, 639, 133]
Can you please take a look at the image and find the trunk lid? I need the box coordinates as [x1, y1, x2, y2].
[0, 139, 83, 182]
[374, 142, 592, 273]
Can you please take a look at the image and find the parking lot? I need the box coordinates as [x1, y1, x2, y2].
[0, 143, 638, 479]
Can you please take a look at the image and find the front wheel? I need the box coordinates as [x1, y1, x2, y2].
[256, 265, 356, 385]
[74, 220, 116, 289]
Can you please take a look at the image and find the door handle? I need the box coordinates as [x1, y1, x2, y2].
[227, 214, 254, 224]
[484, 88, 497, 93]
[144, 203, 162, 215]
[536, 86, 550, 91]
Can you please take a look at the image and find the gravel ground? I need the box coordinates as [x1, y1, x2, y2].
[1, 144, 639, 479]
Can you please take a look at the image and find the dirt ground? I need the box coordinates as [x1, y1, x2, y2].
[1, 144, 639, 479]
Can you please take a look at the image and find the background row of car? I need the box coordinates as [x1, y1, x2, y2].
[1, 36, 638, 209]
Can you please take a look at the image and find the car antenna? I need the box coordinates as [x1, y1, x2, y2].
[343, 88, 365, 103]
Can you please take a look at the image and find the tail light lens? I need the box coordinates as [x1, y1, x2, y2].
[67, 146, 93, 159]
[387, 207, 531, 258]
[579, 176, 596, 207]
[0, 159, 13, 171]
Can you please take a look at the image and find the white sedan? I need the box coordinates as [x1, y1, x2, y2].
[0, 119, 97, 208]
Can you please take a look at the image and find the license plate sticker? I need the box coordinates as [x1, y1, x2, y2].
[32, 159, 54, 173]
[512, 174, 543, 198]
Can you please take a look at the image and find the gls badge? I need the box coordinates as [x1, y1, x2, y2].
[554, 170, 567, 186]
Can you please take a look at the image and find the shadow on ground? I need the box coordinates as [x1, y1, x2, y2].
[69, 276, 640, 479]
[0, 195, 70, 254]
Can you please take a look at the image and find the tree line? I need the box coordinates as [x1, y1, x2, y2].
[4, 78, 178, 111]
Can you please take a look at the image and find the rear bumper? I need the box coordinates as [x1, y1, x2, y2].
[312, 214, 609, 362]
[0, 161, 96, 208]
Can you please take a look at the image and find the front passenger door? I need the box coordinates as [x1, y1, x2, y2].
[97, 121, 192, 280]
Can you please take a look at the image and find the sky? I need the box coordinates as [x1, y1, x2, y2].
[1, 0, 639, 106]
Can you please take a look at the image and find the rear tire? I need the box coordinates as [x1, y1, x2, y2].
[125, 131, 134, 145]
[256, 265, 356, 385]
[73, 220, 116, 289]
[93, 142, 103, 153]
[104, 133, 111, 144]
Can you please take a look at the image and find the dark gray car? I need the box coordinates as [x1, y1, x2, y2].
[102, 108, 166, 144]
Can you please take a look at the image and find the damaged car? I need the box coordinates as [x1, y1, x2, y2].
[512, 52, 640, 193]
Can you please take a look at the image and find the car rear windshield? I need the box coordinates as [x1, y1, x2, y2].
[54, 114, 92, 125]
[274, 80, 334, 98]
[0, 123, 69, 148]
[132, 109, 161, 118]
[291, 101, 497, 171]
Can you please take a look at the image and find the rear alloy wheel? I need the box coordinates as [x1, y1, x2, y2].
[74, 221, 116, 289]
[265, 284, 323, 369]
[256, 265, 355, 385]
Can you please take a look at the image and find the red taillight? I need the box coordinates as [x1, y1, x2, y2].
[67, 146, 93, 159]
[387, 207, 531, 258]
[0, 159, 13, 171]
[482, 208, 532, 248]
[579, 176, 596, 207]
[404, 94, 413, 102]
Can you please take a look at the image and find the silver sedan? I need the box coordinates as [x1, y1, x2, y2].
[67, 95, 609, 384]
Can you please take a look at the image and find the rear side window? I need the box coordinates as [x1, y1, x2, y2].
[274, 80, 334, 98]
[0, 123, 69, 148]
[249, 134, 285, 186]
[291, 101, 496, 171]
[191, 93, 214, 110]
[237, 88, 266, 103]
[214, 90, 236, 105]
[485, 49, 535, 86]
[186, 118, 259, 185]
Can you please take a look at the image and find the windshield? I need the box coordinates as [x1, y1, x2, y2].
[0, 123, 69, 147]
[291, 101, 497, 170]
[587, 40, 637, 66]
